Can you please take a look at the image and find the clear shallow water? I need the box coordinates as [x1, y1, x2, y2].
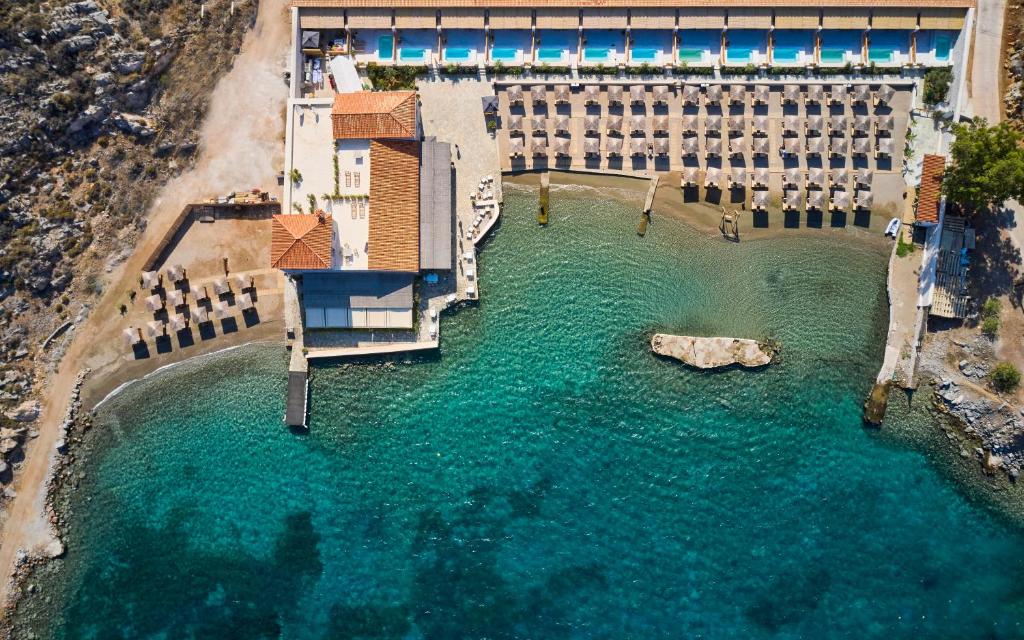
[19, 187, 1024, 638]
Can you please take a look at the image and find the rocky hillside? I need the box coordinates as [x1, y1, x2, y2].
[0, 0, 256, 470]
[1006, 2, 1024, 121]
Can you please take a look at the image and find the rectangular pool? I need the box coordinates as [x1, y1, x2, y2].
[379, 35, 394, 60]
[935, 35, 952, 61]
[491, 47, 518, 61]
[537, 48, 565, 62]
[446, 47, 473, 62]
[679, 48, 705, 63]
[631, 47, 659, 62]
[400, 47, 426, 62]
[820, 49, 846, 64]
[726, 48, 753, 64]
[585, 47, 610, 62]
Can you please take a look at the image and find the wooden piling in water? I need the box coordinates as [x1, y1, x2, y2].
[538, 172, 549, 225]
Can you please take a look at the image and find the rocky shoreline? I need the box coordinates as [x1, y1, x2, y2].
[651, 334, 777, 369]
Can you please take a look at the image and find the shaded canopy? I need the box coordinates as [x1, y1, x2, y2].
[806, 84, 825, 103]
[853, 84, 871, 102]
[853, 137, 871, 155]
[753, 84, 770, 104]
[807, 137, 826, 155]
[212, 278, 230, 295]
[682, 166, 700, 185]
[876, 84, 896, 104]
[584, 114, 601, 133]
[144, 294, 162, 313]
[682, 84, 700, 104]
[531, 138, 548, 155]
[652, 85, 670, 103]
[856, 168, 874, 187]
[607, 137, 623, 154]
[783, 115, 801, 134]
[554, 137, 571, 155]
[190, 283, 208, 301]
[728, 115, 745, 133]
[753, 115, 769, 134]
[166, 289, 184, 307]
[706, 115, 722, 133]
[630, 85, 646, 103]
[168, 313, 187, 332]
[784, 167, 802, 185]
[876, 114, 895, 133]
[238, 293, 255, 311]
[141, 270, 160, 290]
[554, 84, 571, 102]
[584, 137, 600, 155]
[856, 191, 874, 208]
[584, 85, 601, 102]
[832, 167, 851, 188]
[705, 166, 722, 185]
[830, 115, 848, 135]
[785, 189, 803, 209]
[531, 85, 547, 102]
[145, 319, 164, 338]
[508, 137, 524, 156]
[831, 137, 850, 155]
[706, 84, 723, 102]
[653, 114, 669, 133]
[706, 137, 722, 155]
[808, 190, 827, 209]
[729, 136, 745, 155]
[530, 115, 547, 132]
[753, 190, 770, 209]
[607, 114, 624, 133]
[877, 137, 895, 155]
[806, 115, 824, 134]
[681, 136, 699, 155]
[508, 85, 524, 103]
[784, 137, 802, 154]
[508, 114, 524, 131]
[830, 84, 848, 104]
[630, 138, 646, 156]
[555, 114, 570, 132]
[682, 114, 699, 133]
[165, 264, 185, 282]
[654, 137, 670, 155]
[754, 167, 770, 186]
[731, 167, 747, 185]
[607, 85, 624, 103]
[783, 84, 801, 102]
[729, 85, 745, 104]
[753, 137, 770, 155]
[630, 114, 646, 132]
[808, 167, 825, 186]
[833, 190, 851, 209]
[853, 114, 870, 134]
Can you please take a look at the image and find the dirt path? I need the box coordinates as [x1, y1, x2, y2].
[0, 0, 291, 613]
[970, 0, 1007, 122]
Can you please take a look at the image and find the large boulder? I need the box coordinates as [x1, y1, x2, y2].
[4, 399, 39, 422]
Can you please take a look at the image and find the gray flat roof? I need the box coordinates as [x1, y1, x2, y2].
[302, 272, 414, 308]
[419, 137, 454, 271]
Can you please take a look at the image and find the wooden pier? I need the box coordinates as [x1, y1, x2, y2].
[285, 369, 308, 430]
[638, 175, 659, 236]
[538, 172, 550, 225]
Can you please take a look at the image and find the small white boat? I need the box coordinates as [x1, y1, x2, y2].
[885, 217, 901, 238]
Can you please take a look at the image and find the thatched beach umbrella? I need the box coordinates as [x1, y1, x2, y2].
[830, 137, 850, 157]
[807, 168, 825, 188]
[607, 85, 624, 105]
[806, 115, 823, 135]
[706, 114, 722, 135]
[652, 85, 670, 104]
[806, 84, 824, 104]
[212, 277, 230, 295]
[876, 83, 895, 106]
[653, 114, 669, 134]
[508, 114, 523, 132]
[853, 114, 870, 136]
[554, 137, 571, 156]
[753, 137, 769, 156]
[753, 84, 770, 105]
[630, 114, 646, 133]
[783, 115, 800, 136]
[808, 190, 826, 210]
[190, 306, 210, 324]
[753, 190, 770, 211]
[629, 85, 646, 104]
[654, 137, 670, 156]
[706, 137, 722, 157]
[877, 137, 895, 157]
[704, 166, 722, 187]
[784, 167, 802, 187]
[682, 166, 700, 186]
[584, 84, 601, 104]
[530, 114, 547, 134]
[554, 84, 571, 103]
[531, 138, 548, 156]
[852, 84, 871, 104]
[584, 137, 600, 156]
[508, 85, 524, 105]
[630, 138, 646, 156]
[166, 288, 184, 308]
[141, 270, 160, 291]
[554, 114, 570, 134]
[807, 136, 826, 156]
[238, 292, 255, 311]
[165, 264, 185, 283]
[168, 313, 187, 332]
[607, 137, 623, 156]
[681, 136, 699, 156]
[123, 327, 141, 347]
[832, 190, 852, 210]
[531, 85, 547, 104]
[682, 84, 700, 106]
[830, 115, 848, 136]
[876, 115, 895, 135]
[212, 300, 231, 320]
[145, 319, 164, 339]
[783, 84, 801, 104]
[856, 168, 874, 189]
[706, 84, 723, 103]
[584, 114, 600, 134]
[753, 115, 769, 135]
[784, 189, 803, 210]
[682, 114, 699, 134]
[729, 136, 745, 156]
[830, 84, 848, 105]
[853, 137, 870, 156]
[728, 114, 744, 134]
[730, 167, 747, 188]
[508, 137, 524, 157]
[754, 167, 770, 188]
[144, 294, 163, 313]
[607, 114, 623, 134]
[728, 84, 745, 106]
[190, 282, 209, 302]
[832, 168, 851, 189]
[856, 191, 874, 209]
[783, 136, 802, 155]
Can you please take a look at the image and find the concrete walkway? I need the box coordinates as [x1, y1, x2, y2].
[970, 0, 1007, 123]
[417, 79, 502, 300]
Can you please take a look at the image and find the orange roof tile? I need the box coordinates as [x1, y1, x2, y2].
[271, 213, 333, 269]
[295, 0, 973, 8]
[368, 140, 420, 272]
[916, 154, 945, 224]
[332, 91, 417, 140]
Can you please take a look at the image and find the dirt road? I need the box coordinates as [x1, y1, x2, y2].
[970, 0, 1007, 123]
[0, 0, 291, 613]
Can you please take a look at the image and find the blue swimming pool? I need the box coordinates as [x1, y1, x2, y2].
[537, 47, 564, 62]
[727, 48, 753, 64]
[773, 47, 802, 64]
[491, 47, 518, 61]
[585, 47, 610, 62]
[631, 47, 658, 62]
[399, 47, 426, 62]
[446, 47, 473, 62]
[820, 49, 846, 64]
[934, 35, 952, 61]
[378, 35, 394, 59]
[869, 47, 894, 64]
[678, 48, 704, 63]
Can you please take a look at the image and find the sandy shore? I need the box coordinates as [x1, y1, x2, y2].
[0, 0, 292, 620]
[504, 170, 893, 246]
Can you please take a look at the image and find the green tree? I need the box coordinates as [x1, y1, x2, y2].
[990, 362, 1021, 393]
[923, 67, 952, 106]
[944, 119, 1024, 212]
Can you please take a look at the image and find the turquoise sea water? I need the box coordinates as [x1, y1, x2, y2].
[18, 186, 1024, 638]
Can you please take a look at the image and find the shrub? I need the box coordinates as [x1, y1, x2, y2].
[990, 362, 1021, 393]
[981, 298, 1001, 335]
[982, 316, 1000, 336]
[923, 67, 953, 106]
[896, 233, 915, 258]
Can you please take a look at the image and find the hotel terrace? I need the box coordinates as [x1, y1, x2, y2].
[289, 1, 970, 75]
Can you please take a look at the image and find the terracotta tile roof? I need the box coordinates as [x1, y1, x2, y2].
[295, 0, 973, 8]
[368, 140, 420, 272]
[271, 213, 333, 269]
[916, 154, 945, 224]
[332, 91, 417, 140]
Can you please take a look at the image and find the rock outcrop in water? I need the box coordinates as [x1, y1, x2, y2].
[651, 334, 775, 369]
